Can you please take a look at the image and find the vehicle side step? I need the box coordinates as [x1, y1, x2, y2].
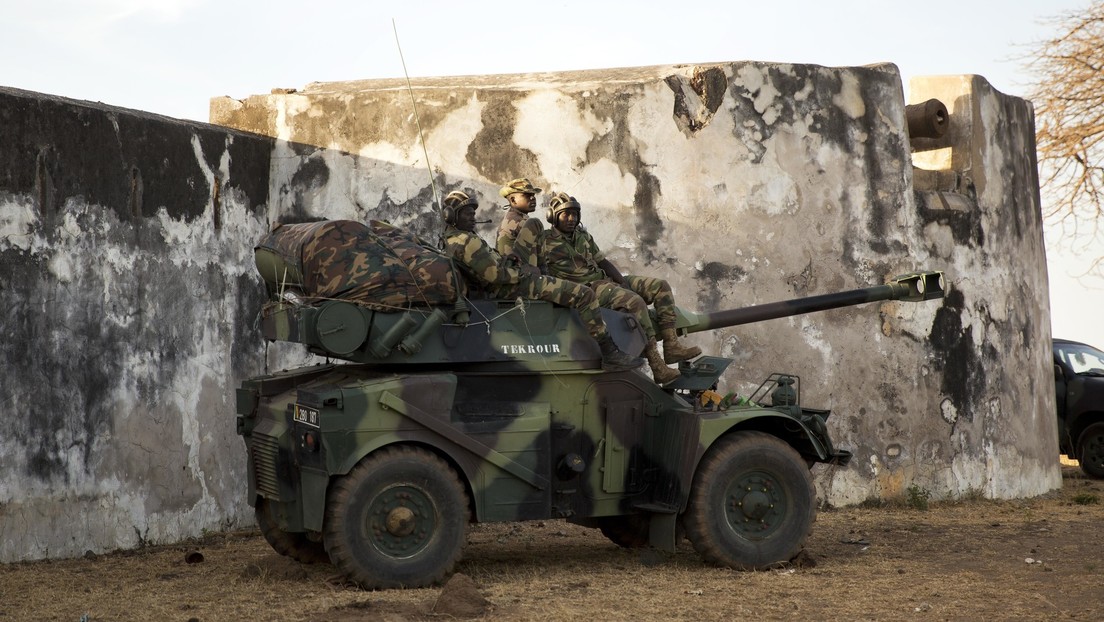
[632, 502, 678, 514]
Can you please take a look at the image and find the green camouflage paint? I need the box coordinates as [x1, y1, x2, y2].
[237, 218, 946, 589]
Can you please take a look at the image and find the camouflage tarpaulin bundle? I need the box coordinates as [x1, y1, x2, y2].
[255, 219, 462, 308]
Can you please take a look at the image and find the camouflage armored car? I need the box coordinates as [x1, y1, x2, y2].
[235, 219, 946, 588]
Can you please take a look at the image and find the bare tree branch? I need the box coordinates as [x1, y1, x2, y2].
[1026, 2, 1104, 267]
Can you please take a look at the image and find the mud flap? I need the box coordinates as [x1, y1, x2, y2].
[648, 512, 678, 552]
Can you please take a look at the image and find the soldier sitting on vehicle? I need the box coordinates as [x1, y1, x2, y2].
[519, 192, 701, 385]
[440, 190, 643, 372]
[496, 177, 544, 257]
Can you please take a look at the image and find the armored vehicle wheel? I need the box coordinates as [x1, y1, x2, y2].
[683, 431, 815, 569]
[324, 445, 470, 589]
[596, 515, 651, 548]
[1077, 422, 1104, 479]
[256, 498, 330, 564]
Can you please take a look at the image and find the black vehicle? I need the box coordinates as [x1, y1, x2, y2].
[1053, 338, 1104, 478]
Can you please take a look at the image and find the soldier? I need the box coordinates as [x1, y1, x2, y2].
[440, 190, 643, 372]
[527, 192, 701, 385]
[495, 177, 544, 267]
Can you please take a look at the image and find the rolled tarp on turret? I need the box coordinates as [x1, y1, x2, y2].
[255, 219, 463, 309]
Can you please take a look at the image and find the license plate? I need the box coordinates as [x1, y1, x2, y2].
[293, 404, 320, 427]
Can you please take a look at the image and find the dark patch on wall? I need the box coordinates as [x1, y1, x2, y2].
[290, 153, 331, 189]
[631, 172, 664, 263]
[34, 145, 62, 214]
[18, 329, 81, 474]
[665, 66, 728, 134]
[985, 90, 1041, 243]
[0, 88, 272, 224]
[877, 383, 906, 415]
[573, 89, 667, 263]
[4, 224, 243, 483]
[383, 181, 445, 242]
[344, 179, 443, 241]
[1020, 320, 1033, 351]
[0, 88, 273, 491]
[0, 91, 132, 217]
[281, 153, 332, 221]
[927, 288, 986, 423]
[693, 261, 749, 311]
[117, 118, 212, 220]
[696, 260, 748, 282]
[225, 133, 273, 216]
[721, 66, 913, 265]
[692, 68, 728, 114]
[5, 252, 120, 479]
[725, 94, 770, 164]
[195, 130, 226, 174]
[916, 190, 985, 248]
[853, 84, 911, 251]
[785, 261, 816, 297]
[468, 98, 540, 185]
[725, 65, 836, 163]
[859, 149, 888, 246]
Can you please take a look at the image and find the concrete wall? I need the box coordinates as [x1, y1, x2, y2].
[210, 62, 1059, 506]
[905, 75, 1054, 500]
[0, 59, 1057, 563]
[0, 87, 279, 562]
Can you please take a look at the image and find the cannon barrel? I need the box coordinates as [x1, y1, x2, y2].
[906, 99, 949, 139]
[675, 271, 945, 335]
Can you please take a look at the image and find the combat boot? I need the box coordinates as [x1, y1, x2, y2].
[661, 327, 702, 364]
[597, 334, 644, 372]
[645, 339, 681, 385]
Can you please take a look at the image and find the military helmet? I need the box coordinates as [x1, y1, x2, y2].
[499, 178, 543, 198]
[442, 191, 477, 225]
[546, 192, 580, 224]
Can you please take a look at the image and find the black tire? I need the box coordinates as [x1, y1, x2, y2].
[255, 498, 330, 564]
[324, 446, 470, 589]
[1077, 422, 1104, 479]
[682, 431, 815, 570]
[597, 515, 651, 548]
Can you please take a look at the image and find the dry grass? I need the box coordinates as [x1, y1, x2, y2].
[3, 465, 1101, 621]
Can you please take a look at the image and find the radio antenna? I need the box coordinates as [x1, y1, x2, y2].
[393, 19, 440, 210]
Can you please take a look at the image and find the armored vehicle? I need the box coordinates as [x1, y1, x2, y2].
[235, 219, 946, 588]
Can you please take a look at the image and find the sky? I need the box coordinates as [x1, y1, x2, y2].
[3, 0, 1102, 349]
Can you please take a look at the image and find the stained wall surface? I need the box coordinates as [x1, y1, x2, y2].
[0, 60, 1057, 563]
[211, 63, 1059, 506]
[0, 87, 278, 562]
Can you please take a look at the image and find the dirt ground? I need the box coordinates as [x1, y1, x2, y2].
[3, 464, 1101, 622]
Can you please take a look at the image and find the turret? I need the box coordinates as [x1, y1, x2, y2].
[252, 220, 946, 375]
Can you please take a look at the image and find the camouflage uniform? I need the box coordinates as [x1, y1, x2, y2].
[534, 191, 700, 383]
[442, 224, 608, 340]
[536, 226, 675, 341]
[495, 178, 543, 262]
[506, 219, 544, 269]
[496, 207, 541, 257]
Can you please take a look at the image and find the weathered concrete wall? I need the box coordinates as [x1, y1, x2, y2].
[0, 87, 281, 562]
[211, 63, 1059, 505]
[905, 74, 1055, 499]
[0, 60, 1058, 563]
